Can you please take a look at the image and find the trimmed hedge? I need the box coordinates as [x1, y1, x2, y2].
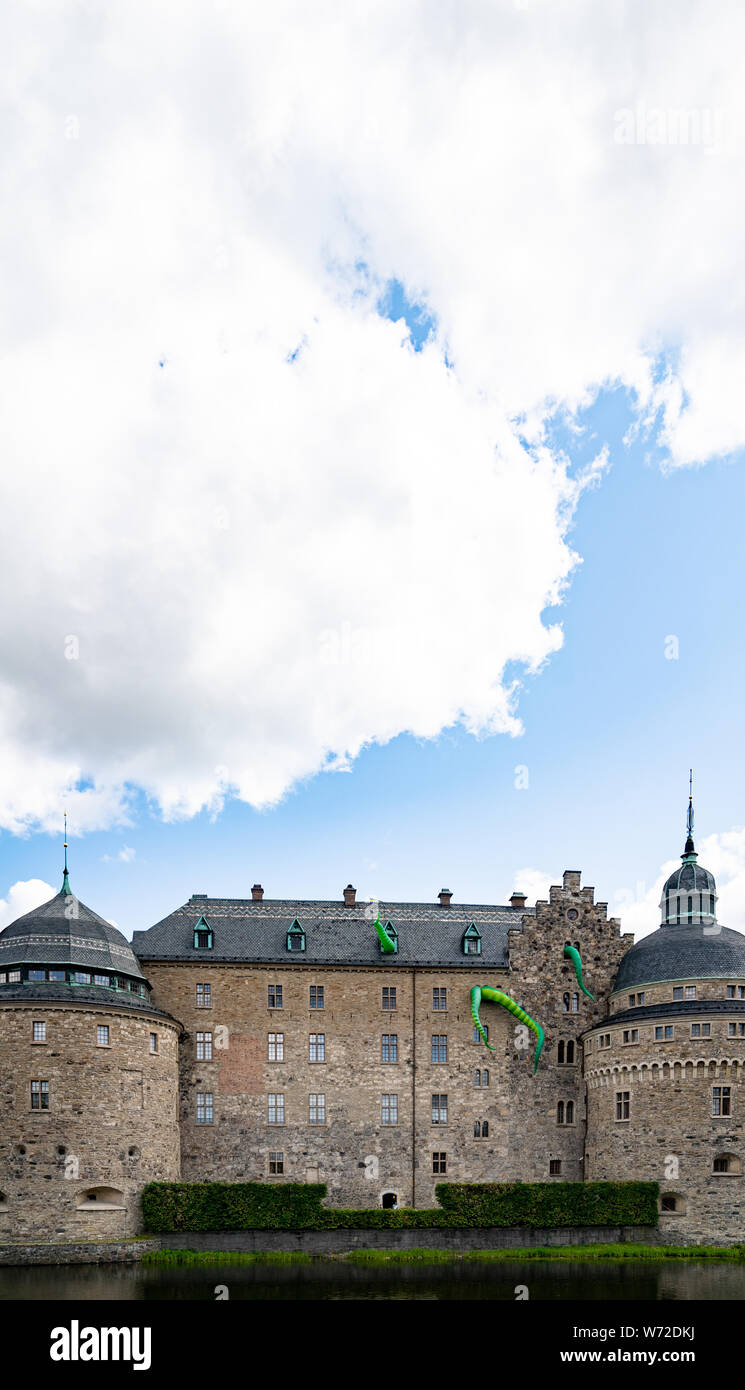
[141, 1180, 658, 1233]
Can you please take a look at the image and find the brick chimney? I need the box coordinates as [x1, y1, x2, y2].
[343, 884, 356, 907]
[510, 891, 527, 908]
[252, 884, 264, 902]
[438, 889, 452, 907]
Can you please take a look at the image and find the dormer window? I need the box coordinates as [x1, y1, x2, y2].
[462, 923, 482, 956]
[193, 915, 213, 950]
[286, 919, 306, 952]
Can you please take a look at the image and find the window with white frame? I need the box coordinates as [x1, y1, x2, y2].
[431, 1093, 448, 1124]
[381, 1093, 398, 1125]
[32, 1021, 46, 1043]
[309, 1093, 325, 1124]
[381, 1034, 398, 1062]
[267, 1093, 285, 1124]
[309, 1033, 325, 1062]
[96, 1024, 110, 1047]
[196, 1031, 213, 1060]
[196, 1091, 213, 1124]
[267, 1033, 284, 1061]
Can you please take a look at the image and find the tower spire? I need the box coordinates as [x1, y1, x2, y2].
[62, 810, 71, 895]
[683, 769, 696, 858]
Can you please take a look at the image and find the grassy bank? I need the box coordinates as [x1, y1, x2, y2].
[143, 1243, 745, 1267]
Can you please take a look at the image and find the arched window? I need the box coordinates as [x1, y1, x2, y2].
[482, 1120, 489, 1137]
[557, 1101, 565, 1125]
[688, 895, 693, 923]
[381, 1192, 397, 1209]
[474, 1120, 481, 1137]
[567, 1041, 575, 1064]
[482, 1069, 489, 1087]
[566, 1100, 574, 1124]
[558, 1041, 565, 1064]
[474, 1068, 481, 1086]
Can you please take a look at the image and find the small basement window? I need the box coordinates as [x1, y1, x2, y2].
[76, 1186, 126, 1210]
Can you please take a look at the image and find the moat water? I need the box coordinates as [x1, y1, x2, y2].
[1, 1259, 744, 1300]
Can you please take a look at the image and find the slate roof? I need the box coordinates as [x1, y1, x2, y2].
[0, 981, 176, 1021]
[132, 897, 531, 968]
[663, 859, 716, 893]
[613, 922, 745, 992]
[0, 888, 145, 980]
[602, 999, 745, 1027]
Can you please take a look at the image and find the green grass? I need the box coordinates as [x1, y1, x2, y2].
[143, 1242, 745, 1267]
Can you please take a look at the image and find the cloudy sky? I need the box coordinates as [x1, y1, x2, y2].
[2, 0, 745, 939]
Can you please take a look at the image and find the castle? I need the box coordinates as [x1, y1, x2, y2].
[1, 794, 744, 1247]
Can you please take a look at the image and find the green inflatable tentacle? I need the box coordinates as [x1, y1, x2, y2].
[470, 985, 545, 1074]
[374, 912, 396, 954]
[563, 944, 595, 1000]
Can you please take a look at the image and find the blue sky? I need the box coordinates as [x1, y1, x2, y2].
[4, 372, 743, 939]
[2, 4, 744, 944]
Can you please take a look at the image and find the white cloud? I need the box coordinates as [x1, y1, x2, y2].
[0, 879, 56, 931]
[610, 827, 745, 942]
[0, 3, 744, 829]
[101, 846, 136, 864]
[509, 869, 561, 905]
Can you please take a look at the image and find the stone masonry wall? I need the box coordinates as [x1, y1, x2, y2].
[0, 1001, 180, 1240]
[585, 1007, 745, 1244]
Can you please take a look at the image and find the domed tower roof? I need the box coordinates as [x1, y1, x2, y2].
[0, 882, 145, 980]
[613, 777, 743, 992]
[0, 830, 161, 1013]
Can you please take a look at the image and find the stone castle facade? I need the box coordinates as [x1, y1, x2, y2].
[1, 805, 744, 1246]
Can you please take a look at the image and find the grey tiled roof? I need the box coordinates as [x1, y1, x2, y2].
[613, 923, 745, 992]
[0, 889, 145, 980]
[132, 898, 531, 968]
[0, 981, 177, 1022]
[663, 859, 715, 893]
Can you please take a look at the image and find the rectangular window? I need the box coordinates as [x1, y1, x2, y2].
[267, 1032, 284, 1061]
[268, 984, 283, 1009]
[94, 974, 109, 986]
[727, 986, 735, 998]
[30, 1080, 49, 1110]
[691, 1023, 711, 1038]
[32, 1021, 46, 1043]
[382, 987, 397, 1010]
[196, 983, 211, 1008]
[381, 1033, 398, 1063]
[622, 1029, 639, 1044]
[197, 1031, 213, 1060]
[196, 1091, 213, 1124]
[268, 1093, 285, 1124]
[96, 1024, 110, 1047]
[269, 1152, 284, 1175]
[149, 1032, 158, 1053]
[309, 1093, 325, 1124]
[473, 1024, 488, 1043]
[431, 1034, 447, 1063]
[28, 969, 45, 982]
[9, 970, 21, 983]
[599, 1033, 611, 1048]
[673, 987, 684, 1001]
[615, 1090, 630, 1121]
[74, 972, 91, 984]
[310, 985, 324, 1009]
[381, 1093, 398, 1125]
[431, 1093, 448, 1125]
[628, 994, 636, 1007]
[432, 1152, 447, 1174]
[728, 1022, 745, 1037]
[48, 970, 65, 982]
[655, 1025, 674, 1040]
[433, 987, 447, 1011]
[637, 991, 645, 1005]
[549, 1159, 562, 1176]
[685, 985, 697, 999]
[713, 1087, 732, 1117]
[309, 1033, 325, 1063]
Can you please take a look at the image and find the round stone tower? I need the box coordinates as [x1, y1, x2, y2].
[0, 866, 181, 1241]
[584, 791, 745, 1244]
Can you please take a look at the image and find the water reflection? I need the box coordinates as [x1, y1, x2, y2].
[1, 1258, 744, 1301]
